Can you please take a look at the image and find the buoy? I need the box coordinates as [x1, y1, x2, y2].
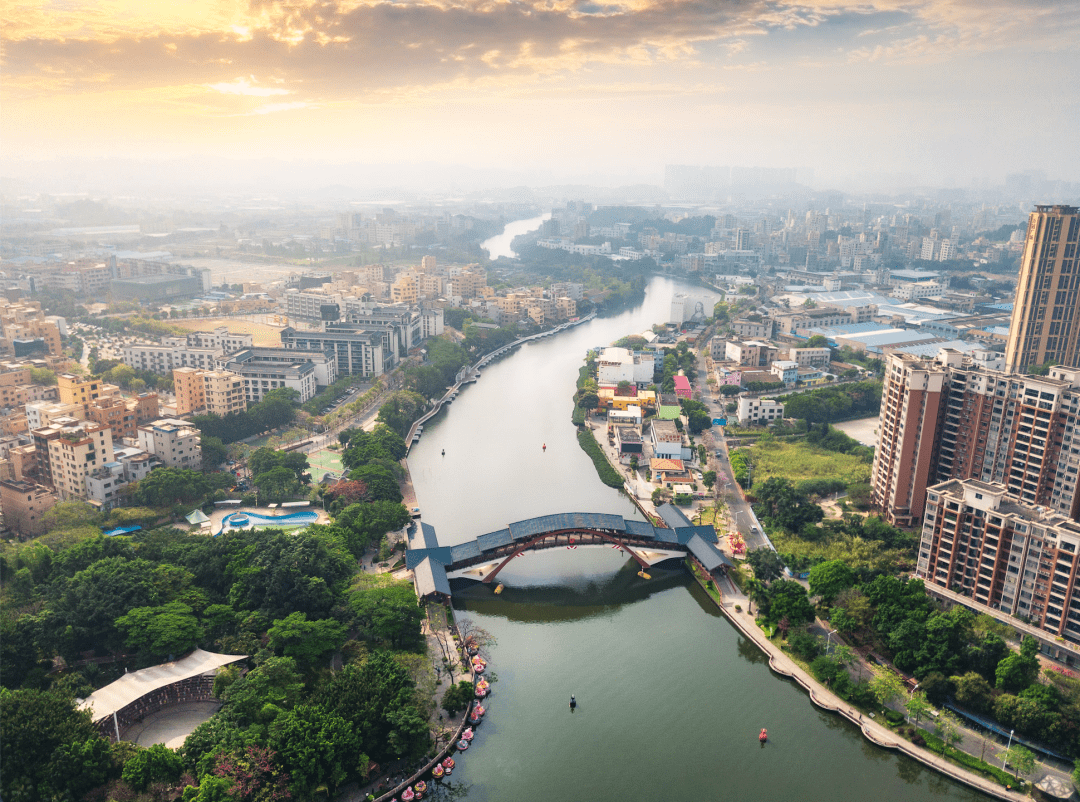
[494, 583, 504, 594]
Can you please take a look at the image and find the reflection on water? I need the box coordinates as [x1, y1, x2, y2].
[412, 276, 988, 802]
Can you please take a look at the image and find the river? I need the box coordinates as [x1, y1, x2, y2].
[408, 276, 986, 801]
[479, 213, 551, 260]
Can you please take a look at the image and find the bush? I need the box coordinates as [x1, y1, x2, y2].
[576, 430, 623, 488]
[442, 681, 475, 716]
[885, 710, 905, 725]
[788, 631, 822, 661]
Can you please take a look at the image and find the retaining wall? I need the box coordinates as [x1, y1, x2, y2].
[684, 566, 1028, 802]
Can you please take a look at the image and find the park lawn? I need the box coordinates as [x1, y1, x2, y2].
[172, 318, 285, 347]
[749, 439, 871, 488]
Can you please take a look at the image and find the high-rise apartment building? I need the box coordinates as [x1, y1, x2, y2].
[1005, 205, 1080, 373]
[918, 478, 1080, 646]
[873, 349, 1080, 526]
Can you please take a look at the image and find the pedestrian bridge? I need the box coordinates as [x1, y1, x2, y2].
[407, 510, 732, 600]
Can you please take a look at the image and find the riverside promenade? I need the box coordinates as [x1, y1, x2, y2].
[698, 575, 1029, 802]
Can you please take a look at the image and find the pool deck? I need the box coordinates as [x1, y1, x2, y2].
[206, 505, 331, 535]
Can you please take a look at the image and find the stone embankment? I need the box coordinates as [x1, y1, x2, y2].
[686, 569, 1028, 802]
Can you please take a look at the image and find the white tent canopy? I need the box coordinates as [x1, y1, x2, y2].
[79, 648, 246, 723]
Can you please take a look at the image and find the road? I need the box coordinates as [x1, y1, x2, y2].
[693, 344, 774, 553]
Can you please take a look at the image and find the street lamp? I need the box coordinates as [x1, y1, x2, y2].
[1001, 729, 1014, 770]
[826, 629, 838, 655]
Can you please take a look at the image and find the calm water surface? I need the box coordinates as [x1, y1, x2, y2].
[480, 214, 551, 260]
[410, 276, 987, 801]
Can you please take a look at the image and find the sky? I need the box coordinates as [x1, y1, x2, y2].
[2, 0, 1079, 191]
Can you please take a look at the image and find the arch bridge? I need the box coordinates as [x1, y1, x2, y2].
[407, 511, 732, 600]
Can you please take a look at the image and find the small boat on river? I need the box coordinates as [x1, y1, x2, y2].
[432, 764, 444, 779]
[759, 728, 768, 743]
[442, 757, 455, 774]
[457, 739, 470, 751]
[462, 727, 474, 741]
[569, 694, 577, 710]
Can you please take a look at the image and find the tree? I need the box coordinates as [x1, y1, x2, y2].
[310, 651, 429, 764]
[350, 580, 424, 650]
[133, 468, 216, 507]
[267, 703, 360, 797]
[0, 687, 111, 802]
[116, 601, 203, 658]
[347, 464, 402, 503]
[996, 636, 1040, 692]
[905, 691, 932, 729]
[226, 528, 353, 620]
[201, 436, 229, 470]
[122, 743, 184, 790]
[766, 580, 815, 626]
[442, 680, 475, 716]
[746, 548, 784, 583]
[806, 335, 829, 348]
[254, 466, 299, 503]
[998, 745, 1037, 781]
[268, 612, 347, 664]
[869, 669, 906, 711]
[219, 657, 305, 732]
[934, 711, 963, 756]
[808, 559, 856, 603]
[212, 745, 292, 802]
[702, 470, 716, 490]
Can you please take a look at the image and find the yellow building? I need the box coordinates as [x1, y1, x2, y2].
[174, 367, 208, 415]
[57, 373, 104, 410]
[390, 273, 419, 306]
[0, 299, 62, 355]
[0, 479, 58, 538]
[598, 388, 656, 411]
[45, 420, 114, 500]
[202, 371, 246, 416]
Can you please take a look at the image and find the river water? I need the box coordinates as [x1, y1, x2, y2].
[479, 213, 551, 260]
[409, 276, 986, 801]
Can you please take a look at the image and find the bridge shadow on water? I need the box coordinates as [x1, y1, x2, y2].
[450, 559, 723, 623]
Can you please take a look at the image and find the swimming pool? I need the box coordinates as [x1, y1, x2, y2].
[219, 509, 319, 534]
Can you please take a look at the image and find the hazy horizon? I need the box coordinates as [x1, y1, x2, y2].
[2, 0, 1079, 196]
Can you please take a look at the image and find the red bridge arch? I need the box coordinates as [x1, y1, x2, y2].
[480, 529, 651, 584]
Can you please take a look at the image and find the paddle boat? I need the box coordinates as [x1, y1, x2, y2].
[432, 764, 444, 779]
[442, 757, 455, 774]
[402, 789, 415, 802]
[759, 728, 768, 743]
[457, 738, 470, 751]
[462, 727, 474, 741]
[414, 781, 427, 797]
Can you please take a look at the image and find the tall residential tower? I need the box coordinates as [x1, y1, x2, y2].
[1005, 204, 1080, 373]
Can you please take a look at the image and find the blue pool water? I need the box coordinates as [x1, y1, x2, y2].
[220, 509, 319, 533]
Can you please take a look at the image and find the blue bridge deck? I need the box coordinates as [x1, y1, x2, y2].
[408, 507, 729, 599]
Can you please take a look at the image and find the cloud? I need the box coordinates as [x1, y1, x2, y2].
[207, 76, 293, 96]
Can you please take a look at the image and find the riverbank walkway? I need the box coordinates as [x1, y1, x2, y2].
[406, 511, 731, 600]
[405, 312, 596, 452]
[703, 578, 1037, 801]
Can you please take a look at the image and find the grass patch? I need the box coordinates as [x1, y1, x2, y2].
[576, 430, 624, 489]
[750, 439, 871, 487]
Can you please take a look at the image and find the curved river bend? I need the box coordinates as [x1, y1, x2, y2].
[409, 276, 986, 801]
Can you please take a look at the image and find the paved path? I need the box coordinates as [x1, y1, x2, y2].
[703, 579, 1033, 801]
